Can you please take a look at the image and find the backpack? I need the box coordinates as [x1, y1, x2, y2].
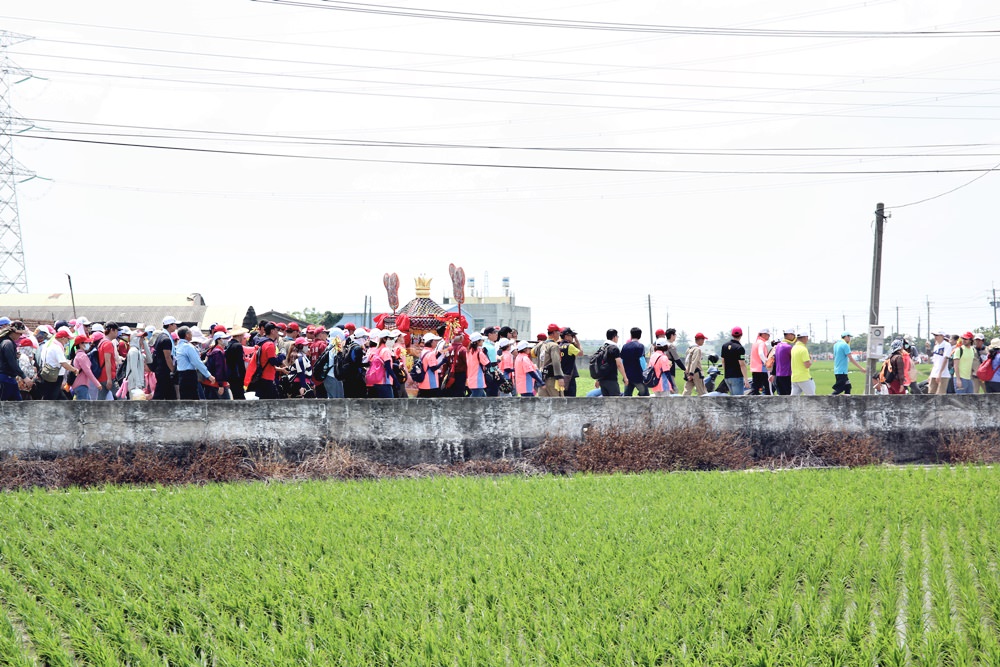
[409, 351, 428, 383]
[88, 346, 103, 379]
[334, 342, 358, 381]
[588, 344, 611, 379]
[976, 355, 997, 382]
[879, 357, 897, 385]
[365, 349, 386, 385]
[148, 332, 169, 373]
[312, 347, 333, 382]
[247, 346, 265, 388]
[642, 363, 659, 387]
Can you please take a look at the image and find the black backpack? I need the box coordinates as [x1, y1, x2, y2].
[312, 347, 333, 382]
[409, 350, 428, 383]
[333, 342, 357, 381]
[588, 344, 611, 380]
[88, 346, 103, 379]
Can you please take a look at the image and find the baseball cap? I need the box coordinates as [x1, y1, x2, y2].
[388, 329, 402, 338]
[276, 323, 287, 331]
[119, 326, 132, 336]
[560, 327, 577, 336]
[287, 322, 300, 331]
[496, 337, 511, 348]
[422, 332, 441, 343]
[546, 323, 560, 333]
[162, 316, 177, 326]
[0, 317, 10, 326]
[55, 329, 71, 339]
[314, 326, 327, 335]
[932, 330, 947, 336]
[694, 332, 706, 340]
[92, 332, 105, 343]
[54, 320, 69, 330]
[18, 338, 35, 348]
[731, 327, 743, 336]
[212, 331, 231, 342]
[783, 328, 796, 335]
[353, 329, 370, 340]
[654, 337, 668, 346]
[293, 336, 308, 346]
[369, 328, 384, 340]
[654, 328, 665, 338]
[78, 317, 90, 326]
[842, 331, 852, 338]
[469, 332, 484, 343]
[74, 335, 91, 347]
[962, 331, 974, 340]
[517, 340, 531, 351]
[344, 323, 356, 331]
[536, 333, 546, 341]
[212, 325, 227, 334]
[145, 326, 156, 336]
[974, 333, 985, 340]
[758, 328, 770, 335]
[796, 331, 809, 338]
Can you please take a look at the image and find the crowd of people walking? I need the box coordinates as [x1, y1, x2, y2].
[1, 315, 999, 401]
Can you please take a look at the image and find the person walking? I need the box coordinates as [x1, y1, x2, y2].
[39, 329, 75, 400]
[365, 330, 395, 399]
[322, 328, 346, 399]
[772, 329, 796, 396]
[123, 329, 154, 398]
[952, 332, 977, 395]
[972, 333, 988, 394]
[174, 326, 215, 400]
[647, 338, 674, 395]
[415, 333, 446, 397]
[70, 335, 99, 400]
[557, 327, 583, 398]
[225, 328, 248, 400]
[514, 341, 545, 397]
[535, 324, 567, 397]
[831, 331, 866, 395]
[594, 329, 626, 397]
[0, 322, 30, 401]
[663, 328, 685, 391]
[17, 338, 38, 400]
[749, 328, 772, 395]
[721, 327, 750, 396]
[151, 317, 179, 400]
[983, 338, 1000, 393]
[341, 329, 369, 398]
[927, 331, 951, 395]
[497, 337, 516, 396]
[790, 331, 816, 396]
[682, 333, 708, 396]
[442, 333, 468, 397]
[465, 333, 490, 398]
[203, 332, 231, 400]
[620, 327, 648, 397]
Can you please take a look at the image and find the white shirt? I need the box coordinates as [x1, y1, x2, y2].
[43, 340, 69, 377]
[930, 341, 952, 379]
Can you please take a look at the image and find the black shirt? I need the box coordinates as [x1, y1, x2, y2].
[0, 338, 24, 379]
[225, 339, 246, 385]
[599, 343, 621, 381]
[720, 339, 746, 379]
[152, 333, 173, 375]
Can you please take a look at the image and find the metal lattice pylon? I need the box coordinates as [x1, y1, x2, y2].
[0, 31, 34, 294]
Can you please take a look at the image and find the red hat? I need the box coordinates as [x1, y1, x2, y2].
[287, 322, 300, 332]
[537, 333, 547, 341]
[694, 332, 706, 340]
[18, 338, 35, 348]
[731, 327, 743, 336]
[294, 336, 308, 346]
[963, 331, 974, 340]
[276, 322, 287, 331]
[655, 328, 665, 338]
[314, 326, 327, 335]
[546, 323, 560, 333]
[73, 335, 92, 347]
[55, 330, 71, 340]
[344, 323, 356, 331]
[212, 325, 227, 334]
[305, 325, 317, 335]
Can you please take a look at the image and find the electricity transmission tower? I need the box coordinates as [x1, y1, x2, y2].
[0, 31, 35, 294]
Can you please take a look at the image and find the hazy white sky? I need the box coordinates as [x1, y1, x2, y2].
[4, 0, 999, 340]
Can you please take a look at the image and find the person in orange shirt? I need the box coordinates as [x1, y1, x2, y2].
[415, 333, 446, 397]
[514, 341, 545, 397]
[465, 333, 490, 397]
[498, 338, 515, 396]
[749, 328, 772, 395]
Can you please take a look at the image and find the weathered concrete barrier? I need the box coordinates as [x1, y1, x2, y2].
[1, 395, 997, 465]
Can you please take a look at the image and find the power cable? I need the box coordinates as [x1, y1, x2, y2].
[885, 160, 1000, 209]
[256, 0, 1000, 38]
[21, 133, 1000, 175]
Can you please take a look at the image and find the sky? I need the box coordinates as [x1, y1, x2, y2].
[3, 0, 1000, 342]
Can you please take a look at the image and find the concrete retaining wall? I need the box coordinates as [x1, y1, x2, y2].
[1, 396, 997, 465]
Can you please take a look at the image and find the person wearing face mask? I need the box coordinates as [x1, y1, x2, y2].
[71, 335, 100, 400]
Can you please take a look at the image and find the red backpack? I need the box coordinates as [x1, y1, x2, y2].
[976, 355, 997, 382]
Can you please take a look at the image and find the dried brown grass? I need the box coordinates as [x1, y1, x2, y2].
[937, 430, 1000, 464]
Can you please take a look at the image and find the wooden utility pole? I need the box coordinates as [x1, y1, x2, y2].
[865, 203, 886, 395]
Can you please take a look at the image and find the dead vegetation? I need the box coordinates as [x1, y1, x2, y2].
[0, 428, 996, 491]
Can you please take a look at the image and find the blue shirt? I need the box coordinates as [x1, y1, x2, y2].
[175, 339, 211, 378]
[620, 339, 646, 384]
[833, 340, 852, 375]
[483, 340, 498, 364]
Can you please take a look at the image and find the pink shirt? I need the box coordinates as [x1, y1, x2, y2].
[364, 345, 394, 387]
[466, 347, 489, 389]
[72, 349, 99, 390]
[417, 349, 442, 390]
[500, 351, 514, 377]
[750, 338, 768, 373]
[648, 351, 673, 393]
[515, 353, 540, 395]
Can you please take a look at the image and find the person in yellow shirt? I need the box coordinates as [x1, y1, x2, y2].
[790, 331, 815, 396]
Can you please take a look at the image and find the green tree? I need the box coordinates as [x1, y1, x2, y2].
[975, 325, 1000, 342]
[289, 308, 344, 328]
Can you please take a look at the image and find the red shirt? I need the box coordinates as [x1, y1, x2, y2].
[97, 339, 117, 384]
[308, 339, 327, 366]
[259, 340, 277, 381]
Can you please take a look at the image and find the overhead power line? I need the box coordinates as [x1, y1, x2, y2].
[255, 0, 1000, 38]
[886, 160, 1000, 209]
[22, 133, 1000, 175]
